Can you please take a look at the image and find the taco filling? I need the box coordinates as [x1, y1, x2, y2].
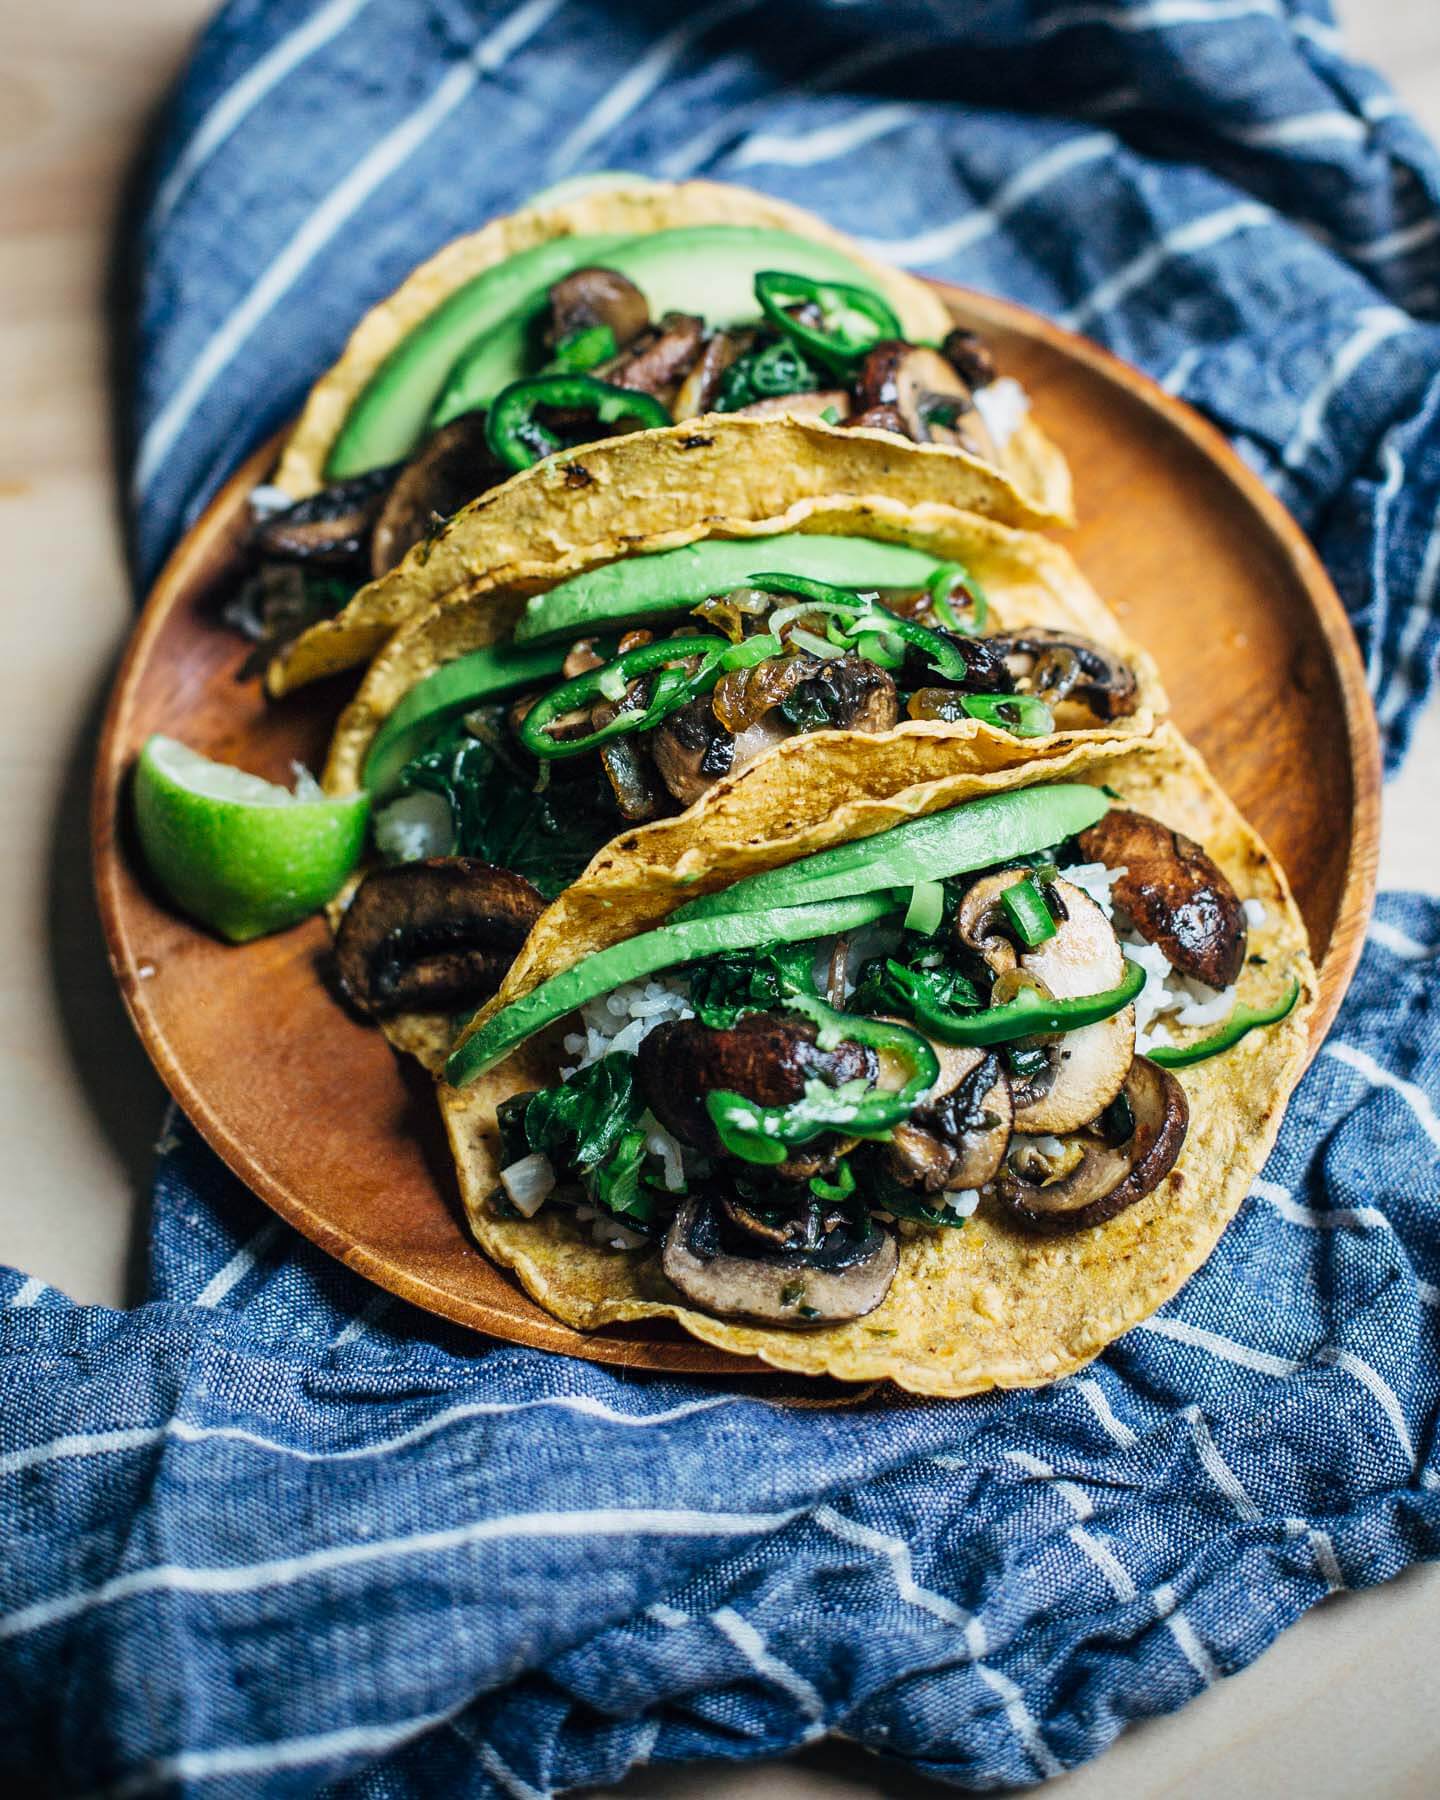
[235, 251, 1030, 665]
[446, 781, 1300, 1329]
[333, 534, 1146, 1018]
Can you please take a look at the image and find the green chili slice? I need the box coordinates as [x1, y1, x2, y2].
[485, 374, 671, 472]
[1000, 875, 1057, 949]
[1147, 975, 1301, 1068]
[926, 561, 989, 636]
[705, 1001, 939, 1165]
[959, 693, 1055, 738]
[904, 880, 946, 936]
[906, 958, 1146, 1047]
[754, 270, 902, 372]
[517, 631, 783, 759]
[747, 572, 972, 683]
[546, 324, 618, 373]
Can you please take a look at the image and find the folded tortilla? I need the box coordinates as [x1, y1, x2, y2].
[266, 177, 1073, 695]
[437, 726, 1314, 1396]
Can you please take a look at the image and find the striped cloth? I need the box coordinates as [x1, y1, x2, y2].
[4, 2, 1440, 1792]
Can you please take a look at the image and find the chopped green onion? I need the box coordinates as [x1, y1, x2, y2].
[904, 879, 946, 936]
[926, 562, 988, 636]
[1000, 875, 1057, 948]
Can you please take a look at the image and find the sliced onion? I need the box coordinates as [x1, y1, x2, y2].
[500, 1152, 556, 1217]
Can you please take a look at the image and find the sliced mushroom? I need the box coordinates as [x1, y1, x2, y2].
[661, 1195, 897, 1325]
[846, 403, 908, 436]
[649, 693, 736, 806]
[673, 330, 754, 419]
[603, 312, 705, 403]
[888, 1047, 1014, 1192]
[940, 327, 998, 390]
[637, 1013, 875, 1180]
[732, 389, 851, 421]
[545, 266, 650, 351]
[333, 859, 543, 1017]
[370, 412, 502, 577]
[994, 1056, 1188, 1232]
[785, 657, 900, 734]
[250, 467, 396, 569]
[957, 872, 1135, 1133]
[853, 341, 999, 461]
[1076, 808, 1247, 989]
[986, 629, 1138, 723]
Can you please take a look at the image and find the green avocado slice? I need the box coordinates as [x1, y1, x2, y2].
[445, 890, 897, 1086]
[513, 533, 945, 645]
[362, 641, 574, 801]
[325, 233, 632, 480]
[428, 223, 895, 429]
[671, 784, 1111, 922]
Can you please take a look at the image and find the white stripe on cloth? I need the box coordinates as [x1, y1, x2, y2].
[151, 0, 376, 227]
[1249, 1176, 1390, 1233]
[1222, 110, 1370, 151]
[1059, 202, 1274, 330]
[194, 1219, 283, 1306]
[1335, 214, 1440, 267]
[813, 1505, 984, 1651]
[974, 1666, 1065, 1780]
[330, 1291, 395, 1347]
[1364, 435, 1409, 693]
[711, 1607, 826, 1735]
[1030, 0, 1281, 40]
[1184, 1407, 1261, 1520]
[1368, 921, 1432, 964]
[133, 0, 564, 496]
[1136, 1316, 1302, 1378]
[0, 1391, 739, 1481]
[1313, 1346, 1426, 1477]
[1070, 1376, 1140, 1450]
[1153, 1587, 1221, 1685]
[858, 133, 1114, 268]
[0, 1506, 802, 1643]
[1379, 498, 1440, 728]
[450, 1724, 552, 1800]
[1420, 1281, 1440, 1309]
[1000, 1449, 1094, 1520]
[732, 102, 920, 171]
[1324, 1042, 1440, 1151]
[9, 1277, 46, 1308]
[1279, 307, 1411, 471]
[547, 0, 762, 176]
[1287, 1518, 1346, 1592]
[94, 1697, 474, 1799]
[1069, 1526, 1138, 1600]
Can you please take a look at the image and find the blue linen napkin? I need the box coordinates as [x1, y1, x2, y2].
[5, 2, 1440, 1792]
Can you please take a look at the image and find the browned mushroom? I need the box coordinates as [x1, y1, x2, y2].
[673, 330, 754, 419]
[853, 341, 1000, 460]
[994, 1056, 1189, 1232]
[886, 1047, 1014, 1193]
[986, 629, 1138, 723]
[1076, 809, 1247, 988]
[732, 390, 851, 421]
[956, 872, 1135, 1133]
[545, 266, 650, 351]
[649, 694, 736, 806]
[661, 1194, 897, 1325]
[250, 467, 396, 569]
[846, 402, 909, 436]
[940, 327, 998, 389]
[637, 1013, 875, 1180]
[333, 859, 543, 1017]
[369, 411, 502, 576]
[602, 312, 705, 403]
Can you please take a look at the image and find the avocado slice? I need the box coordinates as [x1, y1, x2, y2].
[428, 224, 896, 430]
[671, 784, 1111, 922]
[513, 533, 945, 646]
[325, 232, 632, 480]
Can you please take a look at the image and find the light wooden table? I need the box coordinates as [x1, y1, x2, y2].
[1, 4, 1437, 1796]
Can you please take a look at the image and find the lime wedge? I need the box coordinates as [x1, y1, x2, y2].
[133, 735, 369, 943]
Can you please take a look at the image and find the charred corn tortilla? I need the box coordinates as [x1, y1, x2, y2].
[270, 415, 1074, 695]
[436, 726, 1313, 1396]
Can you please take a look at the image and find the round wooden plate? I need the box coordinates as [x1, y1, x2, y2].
[93, 283, 1380, 1374]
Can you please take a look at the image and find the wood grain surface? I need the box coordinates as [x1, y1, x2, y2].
[93, 283, 1378, 1369]
[3, 2, 1438, 1797]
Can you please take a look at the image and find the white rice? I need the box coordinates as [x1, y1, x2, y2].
[972, 377, 1030, 449]
[942, 1187, 981, 1218]
[373, 790, 454, 862]
[1062, 861, 1127, 918]
[1243, 898, 1268, 929]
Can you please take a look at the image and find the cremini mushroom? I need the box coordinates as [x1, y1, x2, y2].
[649, 694, 736, 806]
[986, 629, 1139, 723]
[369, 412, 500, 576]
[603, 312, 705, 403]
[957, 872, 1135, 1133]
[251, 468, 395, 570]
[994, 1056, 1189, 1231]
[853, 341, 1000, 460]
[673, 330, 753, 419]
[661, 1195, 898, 1325]
[333, 859, 543, 1017]
[885, 1045, 1013, 1192]
[1076, 808, 1247, 988]
[733, 389, 851, 421]
[545, 266, 650, 351]
[940, 327, 998, 389]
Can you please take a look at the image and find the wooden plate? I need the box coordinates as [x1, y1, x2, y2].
[93, 283, 1380, 1374]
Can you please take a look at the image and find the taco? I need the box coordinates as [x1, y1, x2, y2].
[324, 493, 1165, 1066]
[434, 725, 1313, 1395]
[247, 176, 1071, 691]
